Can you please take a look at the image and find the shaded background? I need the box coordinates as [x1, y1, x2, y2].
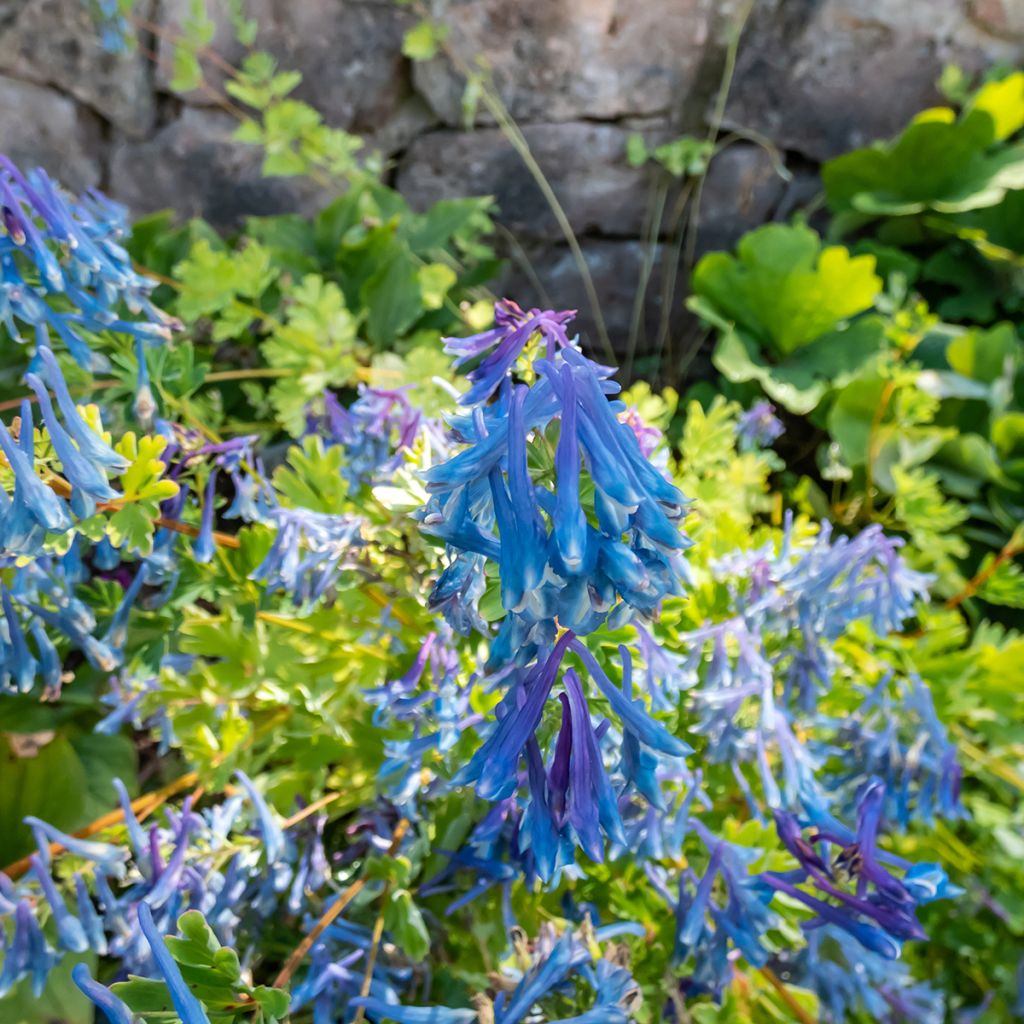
[2, 0, 1021, 353]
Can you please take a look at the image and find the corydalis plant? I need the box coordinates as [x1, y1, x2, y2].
[417, 301, 692, 874]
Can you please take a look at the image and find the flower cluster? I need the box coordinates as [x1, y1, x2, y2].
[311, 386, 422, 488]
[0, 774, 422, 1022]
[685, 516, 933, 781]
[0, 541, 144, 697]
[422, 308, 690, 662]
[0, 347, 131, 553]
[0, 155, 176, 371]
[762, 781, 955, 960]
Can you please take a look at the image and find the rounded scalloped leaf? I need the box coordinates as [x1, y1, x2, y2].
[711, 317, 887, 416]
[691, 224, 882, 358]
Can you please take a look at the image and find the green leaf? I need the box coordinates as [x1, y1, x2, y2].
[709, 316, 887, 415]
[946, 323, 1021, 384]
[173, 238, 276, 321]
[691, 223, 882, 357]
[402, 20, 447, 61]
[626, 133, 648, 168]
[975, 554, 1024, 609]
[824, 76, 1024, 217]
[0, 733, 88, 863]
[273, 436, 350, 513]
[384, 888, 430, 961]
[362, 250, 425, 346]
[417, 262, 457, 310]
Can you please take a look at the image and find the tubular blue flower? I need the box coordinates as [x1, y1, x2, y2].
[142, 798, 196, 910]
[26, 371, 118, 515]
[552, 364, 587, 572]
[2, 583, 37, 692]
[23, 816, 128, 879]
[311, 387, 422, 488]
[496, 930, 575, 1024]
[0, 156, 176, 370]
[71, 963, 136, 1024]
[74, 873, 108, 954]
[137, 902, 212, 1024]
[348, 998, 478, 1023]
[460, 633, 573, 801]
[761, 873, 902, 960]
[30, 854, 89, 953]
[0, 900, 58, 997]
[445, 299, 576, 406]
[192, 470, 218, 564]
[569, 640, 691, 758]
[100, 566, 148, 656]
[250, 505, 364, 606]
[0, 405, 72, 534]
[37, 346, 128, 472]
[26, 600, 119, 673]
[563, 667, 627, 861]
[235, 770, 286, 864]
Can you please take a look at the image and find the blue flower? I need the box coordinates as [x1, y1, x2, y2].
[311, 386, 422, 488]
[348, 997, 478, 1023]
[421, 331, 690, 642]
[0, 156, 176, 370]
[71, 963, 136, 1024]
[736, 401, 784, 451]
[445, 298, 576, 406]
[0, 402, 72, 537]
[137, 902, 212, 1024]
[192, 469, 218, 563]
[250, 505, 364, 606]
[0, 900, 58, 997]
[30, 854, 89, 952]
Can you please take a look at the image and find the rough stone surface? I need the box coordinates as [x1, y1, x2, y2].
[692, 144, 792, 256]
[397, 122, 673, 241]
[413, 0, 713, 125]
[498, 240, 680, 356]
[0, 75, 101, 191]
[0, 0, 154, 137]
[725, 0, 1023, 159]
[157, 0, 412, 134]
[109, 107, 327, 230]
[1, 0, 1020, 343]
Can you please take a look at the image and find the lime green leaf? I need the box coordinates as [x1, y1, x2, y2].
[824, 76, 1024, 216]
[402, 20, 448, 61]
[691, 224, 882, 357]
[417, 262, 457, 310]
[626, 133, 648, 168]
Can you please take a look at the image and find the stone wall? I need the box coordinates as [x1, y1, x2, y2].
[0, 0, 1020, 352]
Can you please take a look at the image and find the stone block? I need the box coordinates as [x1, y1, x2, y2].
[0, 0, 154, 136]
[0, 75, 101, 191]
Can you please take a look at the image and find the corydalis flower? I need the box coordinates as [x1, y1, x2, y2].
[736, 401, 783, 451]
[458, 637, 689, 876]
[0, 156, 177, 371]
[250, 505, 363, 606]
[1, 773, 329, 998]
[312, 386, 422, 488]
[444, 298, 576, 406]
[762, 781, 952, 960]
